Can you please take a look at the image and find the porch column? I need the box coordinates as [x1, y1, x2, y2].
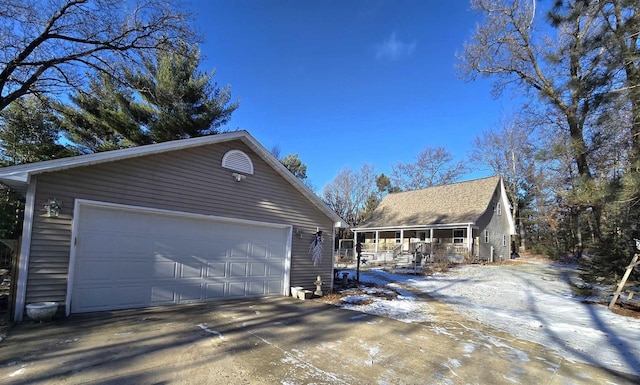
[375, 231, 379, 253]
[467, 224, 472, 254]
[429, 228, 433, 255]
[399, 229, 404, 251]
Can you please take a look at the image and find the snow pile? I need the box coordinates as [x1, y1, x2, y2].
[334, 262, 640, 376]
[338, 286, 434, 323]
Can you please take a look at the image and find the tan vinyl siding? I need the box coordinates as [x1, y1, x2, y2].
[25, 140, 334, 305]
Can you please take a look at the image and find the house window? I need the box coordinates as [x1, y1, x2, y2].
[497, 202, 502, 216]
[503, 234, 507, 246]
[484, 230, 489, 243]
[395, 232, 401, 243]
[453, 229, 464, 244]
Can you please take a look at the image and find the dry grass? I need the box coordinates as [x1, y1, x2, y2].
[611, 303, 640, 319]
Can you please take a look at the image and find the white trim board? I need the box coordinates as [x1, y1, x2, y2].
[14, 176, 36, 321]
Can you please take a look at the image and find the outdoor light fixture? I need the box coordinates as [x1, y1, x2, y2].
[44, 199, 62, 217]
[232, 172, 246, 182]
[294, 227, 304, 238]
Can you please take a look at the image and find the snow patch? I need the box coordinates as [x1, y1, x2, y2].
[334, 262, 640, 377]
[197, 323, 225, 340]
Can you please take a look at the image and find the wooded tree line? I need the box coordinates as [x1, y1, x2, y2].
[462, 0, 640, 281]
[1, 1, 638, 282]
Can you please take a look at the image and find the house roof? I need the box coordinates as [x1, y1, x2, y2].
[0, 130, 346, 226]
[353, 176, 504, 230]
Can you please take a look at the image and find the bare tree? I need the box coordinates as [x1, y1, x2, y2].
[469, 113, 537, 251]
[460, 0, 613, 251]
[322, 164, 377, 227]
[0, 0, 197, 111]
[390, 146, 466, 191]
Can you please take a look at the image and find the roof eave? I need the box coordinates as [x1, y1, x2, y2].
[352, 222, 478, 232]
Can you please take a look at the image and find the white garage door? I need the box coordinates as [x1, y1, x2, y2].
[70, 203, 290, 313]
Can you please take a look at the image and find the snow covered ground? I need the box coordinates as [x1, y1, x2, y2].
[334, 260, 640, 377]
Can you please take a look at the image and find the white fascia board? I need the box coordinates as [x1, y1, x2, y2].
[14, 175, 36, 322]
[499, 177, 517, 235]
[352, 222, 478, 232]
[0, 131, 249, 184]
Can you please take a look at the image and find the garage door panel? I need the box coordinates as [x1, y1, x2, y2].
[114, 285, 156, 306]
[178, 283, 202, 301]
[248, 281, 266, 296]
[71, 204, 289, 313]
[268, 261, 285, 277]
[147, 285, 176, 304]
[204, 244, 229, 260]
[76, 287, 112, 309]
[228, 281, 247, 297]
[116, 261, 151, 280]
[229, 262, 247, 277]
[269, 244, 286, 259]
[267, 280, 283, 294]
[152, 261, 178, 279]
[230, 243, 249, 257]
[206, 262, 226, 277]
[81, 232, 119, 253]
[180, 263, 203, 279]
[74, 260, 115, 283]
[249, 262, 266, 277]
[118, 234, 154, 254]
[204, 282, 225, 299]
[250, 243, 268, 258]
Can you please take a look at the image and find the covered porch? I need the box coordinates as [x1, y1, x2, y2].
[352, 224, 479, 263]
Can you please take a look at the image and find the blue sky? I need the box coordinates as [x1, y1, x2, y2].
[192, 0, 514, 192]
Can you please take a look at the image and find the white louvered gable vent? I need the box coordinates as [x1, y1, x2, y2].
[222, 150, 254, 174]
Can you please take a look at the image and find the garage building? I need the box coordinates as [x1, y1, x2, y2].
[0, 131, 344, 321]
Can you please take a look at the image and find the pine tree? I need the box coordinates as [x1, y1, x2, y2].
[59, 43, 239, 151]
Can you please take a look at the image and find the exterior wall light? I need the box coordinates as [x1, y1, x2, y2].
[232, 172, 246, 182]
[45, 199, 62, 217]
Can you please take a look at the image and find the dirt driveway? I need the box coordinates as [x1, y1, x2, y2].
[0, 297, 638, 385]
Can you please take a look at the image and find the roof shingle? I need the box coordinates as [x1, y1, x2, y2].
[357, 176, 501, 228]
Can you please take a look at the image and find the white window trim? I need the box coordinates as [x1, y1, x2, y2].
[497, 202, 502, 216]
[503, 234, 507, 247]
